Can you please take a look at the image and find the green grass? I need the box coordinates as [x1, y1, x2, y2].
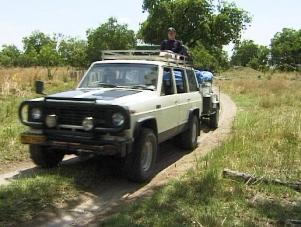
[105, 70, 301, 226]
[0, 68, 300, 226]
[0, 174, 79, 226]
[0, 157, 106, 226]
[0, 79, 76, 167]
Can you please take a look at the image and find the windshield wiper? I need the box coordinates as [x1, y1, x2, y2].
[91, 82, 117, 88]
[130, 85, 155, 91]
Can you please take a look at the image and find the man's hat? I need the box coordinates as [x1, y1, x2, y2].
[168, 27, 176, 32]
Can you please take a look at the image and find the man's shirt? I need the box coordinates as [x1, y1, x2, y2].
[160, 39, 183, 54]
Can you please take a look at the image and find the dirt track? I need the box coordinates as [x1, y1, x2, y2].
[0, 93, 237, 226]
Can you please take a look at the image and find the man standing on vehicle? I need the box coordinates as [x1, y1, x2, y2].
[160, 27, 184, 55]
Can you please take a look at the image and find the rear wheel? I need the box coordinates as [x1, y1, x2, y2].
[179, 115, 199, 150]
[209, 108, 219, 129]
[29, 145, 64, 168]
[123, 128, 157, 183]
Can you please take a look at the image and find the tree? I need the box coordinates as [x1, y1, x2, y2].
[21, 31, 60, 67]
[231, 40, 259, 66]
[23, 31, 55, 55]
[140, 0, 251, 48]
[191, 42, 219, 70]
[139, 0, 213, 47]
[142, 0, 163, 12]
[140, 0, 250, 70]
[192, 42, 229, 71]
[39, 43, 61, 79]
[270, 28, 301, 71]
[231, 40, 269, 71]
[18, 49, 39, 67]
[248, 45, 270, 71]
[86, 17, 136, 63]
[58, 38, 88, 68]
[0, 45, 21, 67]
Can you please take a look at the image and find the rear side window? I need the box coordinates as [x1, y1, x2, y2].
[161, 68, 175, 96]
[186, 70, 198, 92]
[174, 69, 187, 94]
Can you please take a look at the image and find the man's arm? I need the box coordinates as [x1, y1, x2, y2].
[160, 40, 167, 51]
[172, 40, 183, 54]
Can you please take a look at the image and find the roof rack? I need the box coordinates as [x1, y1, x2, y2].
[102, 50, 192, 66]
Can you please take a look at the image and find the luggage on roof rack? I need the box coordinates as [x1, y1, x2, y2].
[101, 50, 192, 66]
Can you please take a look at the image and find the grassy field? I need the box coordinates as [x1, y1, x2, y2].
[106, 68, 301, 226]
[0, 67, 78, 169]
[0, 67, 300, 226]
[0, 157, 105, 226]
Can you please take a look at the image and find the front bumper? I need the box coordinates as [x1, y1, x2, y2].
[20, 132, 132, 157]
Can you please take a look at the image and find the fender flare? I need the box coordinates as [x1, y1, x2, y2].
[133, 117, 158, 139]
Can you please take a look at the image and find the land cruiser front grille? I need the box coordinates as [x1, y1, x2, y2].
[59, 108, 92, 125]
[45, 106, 108, 127]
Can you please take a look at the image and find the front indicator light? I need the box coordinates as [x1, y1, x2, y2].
[46, 114, 57, 128]
[83, 117, 94, 131]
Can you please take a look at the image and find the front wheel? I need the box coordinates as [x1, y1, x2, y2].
[123, 128, 157, 183]
[29, 145, 65, 168]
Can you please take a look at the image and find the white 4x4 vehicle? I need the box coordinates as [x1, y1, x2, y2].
[19, 50, 218, 182]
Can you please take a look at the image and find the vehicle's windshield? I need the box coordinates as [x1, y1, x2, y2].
[79, 63, 158, 90]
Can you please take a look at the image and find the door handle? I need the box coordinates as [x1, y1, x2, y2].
[175, 101, 178, 104]
[187, 99, 191, 101]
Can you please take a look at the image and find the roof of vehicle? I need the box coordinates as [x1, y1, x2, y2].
[92, 59, 193, 68]
[95, 50, 193, 69]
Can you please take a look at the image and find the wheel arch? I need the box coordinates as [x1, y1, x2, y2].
[134, 117, 158, 139]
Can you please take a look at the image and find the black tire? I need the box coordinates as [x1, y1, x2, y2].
[209, 108, 219, 129]
[179, 115, 199, 150]
[29, 145, 64, 168]
[123, 128, 157, 183]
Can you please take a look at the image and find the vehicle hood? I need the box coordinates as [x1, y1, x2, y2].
[46, 88, 158, 107]
[47, 88, 142, 100]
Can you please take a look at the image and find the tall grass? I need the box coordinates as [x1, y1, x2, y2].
[106, 69, 301, 226]
[0, 68, 300, 226]
[216, 77, 301, 181]
[0, 67, 78, 167]
[0, 67, 75, 96]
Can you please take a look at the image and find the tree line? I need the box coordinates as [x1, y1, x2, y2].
[0, 17, 136, 69]
[0, 0, 300, 72]
[231, 28, 301, 72]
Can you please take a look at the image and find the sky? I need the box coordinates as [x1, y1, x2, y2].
[0, 0, 300, 52]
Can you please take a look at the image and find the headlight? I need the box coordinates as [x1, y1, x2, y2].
[112, 113, 125, 127]
[31, 108, 42, 120]
[46, 114, 57, 128]
[82, 117, 94, 131]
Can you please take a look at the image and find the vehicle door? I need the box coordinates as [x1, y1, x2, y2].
[156, 67, 179, 141]
[173, 68, 190, 126]
[186, 68, 202, 116]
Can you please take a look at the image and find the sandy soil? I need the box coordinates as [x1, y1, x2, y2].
[0, 93, 237, 227]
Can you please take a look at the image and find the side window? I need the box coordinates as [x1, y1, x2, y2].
[161, 68, 174, 96]
[186, 69, 199, 92]
[174, 69, 187, 94]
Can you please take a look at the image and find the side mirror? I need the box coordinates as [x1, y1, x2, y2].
[35, 80, 45, 95]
